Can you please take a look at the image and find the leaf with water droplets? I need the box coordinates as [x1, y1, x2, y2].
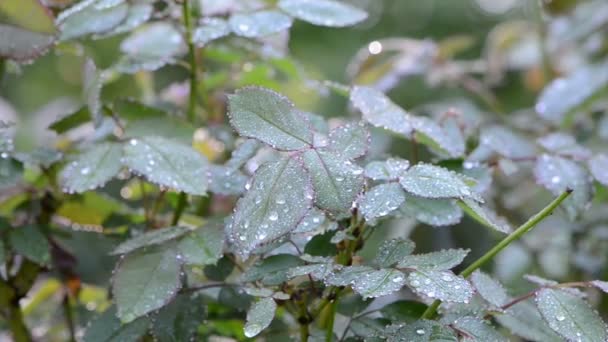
[459, 198, 511, 234]
[373, 238, 415, 268]
[399, 164, 481, 202]
[83, 59, 104, 126]
[227, 156, 312, 258]
[114, 22, 186, 73]
[150, 294, 206, 342]
[412, 116, 465, 158]
[9, 225, 50, 266]
[292, 208, 335, 235]
[452, 316, 508, 342]
[406, 270, 473, 303]
[226, 139, 261, 169]
[358, 183, 406, 223]
[536, 61, 608, 123]
[193, 18, 230, 46]
[209, 165, 248, 195]
[0, 0, 56, 61]
[97, 2, 153, 38]
[229, 10, 292, 38]
[60, 142, 122, 194]
[111, 226, 191, 255]
[535, 288, 608, 342]
[244, 297, 276, 338]
[398, 197, 463, 227]
[534, 154, 592, 219]
[122, 136, 209, 195]
[326, 122, 369, 160]
[350, 85, 413, 137]
[325, 266, 406, 298]
[537, 133, 591, 160]
[83, 306, 150, 342]
[589, 154, 608, 185]
[58, 0, 129, 40]
[364, 158, 410, 181]
[177, 223, 223, 266]
[112, 245, 183, 323]
[590, 280, 608, 293]
[228, 87, 314, 151]
[476, 125, 536, 160]
[382, 320, 458, 341]
[397, 248, 469, 271]
[470, 271, 508, 307]
[278, 0, 368, 27]
[302, 149, 364, 216]
[494, 301, 563, 342]
[0, 157, 23, 189]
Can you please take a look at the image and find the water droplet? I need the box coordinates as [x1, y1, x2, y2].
[415, 329, 425, 335]
[81, 167, 90, 175]
[268, 212, 279, 221]
[556, 315, 565, 321]
[129, 138, 138, 146]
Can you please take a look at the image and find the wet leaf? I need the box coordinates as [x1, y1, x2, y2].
[326, 122, 369, 160]
[325, 266, 406, 298]
[398, 197, 463, 227]
[452, 316, 508, 342]
[470, 271, 508, 307]
[397, 248, 469, 270]
[589, 154, 608, 185]
[9, 225, 50, 266]
[244, 297, 276, 338]
[122, 136, 209, 196]
[534, 154, 592, 219]
[537, 133, 591, 159]
[358, 183, 406, 223]
[83, 306, 150, 342]
[225, 139, 260, 169]
[0, 157, 23, 189]
[383, 320, 457, 341]
[226, 156, 312, 258]
[350, 85, 413, 137]
[364, 158, 410, 181]
[477, 125, 536, 160]
[111, 226, 191, 255]
[535, 288, 608, 342]
[458, 198, 511, 234]
[209, 165, 248, 195]
[228, 87, 313, 150]
[112, 245, 183, 323]
[412, 116, 465, 158]
[495, 301, 562, 342]
[406, 270, 473, 303]
[150, 294, 206, 342]
[278, 0, 368, 27]
[193, 18, 230, 46]
[590, 280, 608, 293]
[83, 59, 104, 125]
[60, 142, 123, 194]
[302, 149, 364, 216]
[229, 10, 292, 38]
[177, 224, 223, 266]
[536, 61, 608, 123]
[98, 3, 153, 37]
[0, 0, 56, 60]
[399, 164, 481, 201]
[373, 238, 416, 268]
[58, 0, 129, 40]
[380, 300, 428, 323]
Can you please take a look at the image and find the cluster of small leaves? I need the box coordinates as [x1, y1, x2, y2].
[2, 0, 608, 341]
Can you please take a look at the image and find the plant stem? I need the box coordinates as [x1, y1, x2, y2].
[171, 192, 188, 226]
[182, 0, 198, 123]
[62, 293, 76, 342]
[420, 189, 572, 319]
[325, 299, 338, 342]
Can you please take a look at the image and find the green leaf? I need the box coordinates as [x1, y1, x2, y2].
[83, 306, 150, 342]
[470, 271, 508, 307]
[229, 10, 292, 38]
[374, 238, 416, 268]
[494, 301, 562, 342]
[326, 122, 369, 160]
[193, 18, 230, 46]
[241, 254, 304, 285]
[151, 294, 206, 342]
[48, 107, 91, 134]
[225, 139, 260, 169]
[83, 59, 104, 126]
[98, 3, 153, 37]
[227, 87, 313, 150]
[57, 0, 129, 40]
[123, 117, 196, 145]
[364, 158, 410, 181]
[203, 256, 234, 281]
[534, 154, 592, 219]
[9, 225, 50, 265]
[60, 142, 123, 194]
[122, 136, 209, 195]
[380, 300, 428, 323]
[227, 156, 312, 258]
[112, 245, 183, 323]
[111, 226, 191, 255]
[244, 297, 276, 338]
[398, 197, 463, 227]
[209, 165, 248, 195]
[325, 266, 406, 298]
[535, 288, 608, 342]
[399, 164, 481, 201]
[589, 154, 608, 185]
[476, 125, 536, 160]
[359, 183, 406, 223]
[0, 157, 23, 189]
[382, 320, 457, 341]
[350, 86, 413, 137]
[536, 61, 608, 123]
[302, 149, 364, 216]
[397, 249, 469, 270]
[113, 99, 165, 121]
[115, 22, 185, 73]
[0, 0, 56, 60]
[412, 116, 464, 158]
[406, 270, 473, 303]
[458, 198, 511, 234]
[278, 0, 368, 27]
[537, 133, 591, 160]
[177, 224, 223, 266]
[451, 316, 508, 342]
